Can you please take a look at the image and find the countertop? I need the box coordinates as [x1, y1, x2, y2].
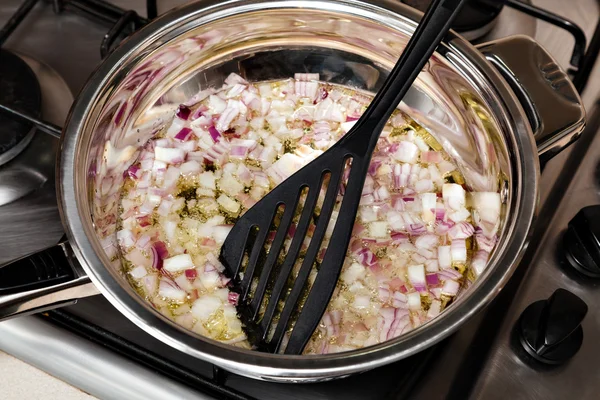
[0, 352, 95, 400]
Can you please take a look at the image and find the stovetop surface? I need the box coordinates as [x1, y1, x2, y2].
[1, 0, 600, 399]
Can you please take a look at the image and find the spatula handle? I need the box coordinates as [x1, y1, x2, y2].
[347, 0, 469, 150]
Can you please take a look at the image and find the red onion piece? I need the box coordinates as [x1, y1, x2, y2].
[407, 223, 426, 236]
[426, 273, 440, 286]
[437, 268, 462, 280]
[356, 248, 378, 267]
[174, 127, 193, 141]
[123, 164, 140, 179]
[435, 207, 446, 221]
[448, 221, 475, 239]
[151, 241, 169, 270]
[475, 227, 497, 252]
[185, 269, 198, 279]
[137, 215, 152, 227]
[316, 87, 328, 103]
[209, 126, 221, 143]
[228, 292, 239, 305]
[176, 104, 191, 120]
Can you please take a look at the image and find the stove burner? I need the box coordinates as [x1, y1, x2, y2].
[0, 49, 41, 166]
[402, 0, 504, 39]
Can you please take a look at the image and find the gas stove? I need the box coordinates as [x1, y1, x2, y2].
[0, 1, 599, 399]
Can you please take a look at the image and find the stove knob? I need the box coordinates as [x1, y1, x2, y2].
[564, 205, 600, 278]
[518, 289, 587, 365]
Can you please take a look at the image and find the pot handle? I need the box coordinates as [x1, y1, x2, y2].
[0, 237, 99, 321]
[476, 35, 585, 162]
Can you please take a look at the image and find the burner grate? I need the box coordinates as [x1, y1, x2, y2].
[0, 49, 41, 166]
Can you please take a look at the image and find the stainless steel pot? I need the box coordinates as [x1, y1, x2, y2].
[0, 0, 584, 381]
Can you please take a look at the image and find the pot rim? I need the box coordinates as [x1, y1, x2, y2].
[57, 0, 539, 380]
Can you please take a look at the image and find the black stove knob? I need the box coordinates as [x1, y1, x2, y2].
[563, 205, 600, 278]
[518, 289, 587, 365]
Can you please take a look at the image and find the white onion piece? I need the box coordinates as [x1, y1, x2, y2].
[340, 263, 365, 284]
[471, 192, 502, 237]
[219, 173, 244, 196]
[163, 254, 194, 272]
[353, 295, 371, 309]
[414, 234, 438, 249]
[341, 120, 357, 133]
[213, 225, 233, 244]
[129, 265, 147, 279]
[392, 291, 408, 309]
[158, 279, 186, 301]
[442, 279, 460, 296]
[216, 100, 242, 132]
[450, 239, 467, 263]
[421, 193, 436, 223]
[217, 194, 240, 214]
[198, 171, 216, 189]
[438, 245, 452, 269]
[117, 229, 135, 249]
[224, 72, 248, 86]
[443, 184, 465, 211]
[414, 179, 434, 193]
[407, 292, 421, 311]
[449, 207, 471, 222]
[208, 95, 227, 113]
[471, 250, 490, 277]
[408, 264, 426, 292]
[192, 295, 222, 321]
[180, 160, 201, 176]
[155, 147, 185, 164]
[294, 73, 320, 81]
[368, 221, 389, 238]
[393, 141, 419, 163]
[427, 300, 442, 318]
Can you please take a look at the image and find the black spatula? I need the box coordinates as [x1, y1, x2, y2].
[220, 0, 469, 354]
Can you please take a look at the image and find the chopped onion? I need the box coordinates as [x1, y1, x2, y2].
[175, 127, 193, 141]
[163, 254, 194, 272]
[192, 295, 222, 321]
[115, 75, 502, 353]
[442, 279, 460, 296]
[414, 234, 439, 250]
[448, 222, 475, 239]
[421, 151, 442, 163]
[407, 292, 421, 311]
[176, 105, 191, 120]
[471, 250, 490, 277]
[438, 245, 452, 269]
[475, 228, 497, 252]
[425, 273, 439, 286]
[393, 141, 419, 163]
[117, 229, 135, 249]
[450, 239, 467, 263]
[155, 147, 184, 164]
[443, 184, 466, 211]
[408, 264, 426, 292]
